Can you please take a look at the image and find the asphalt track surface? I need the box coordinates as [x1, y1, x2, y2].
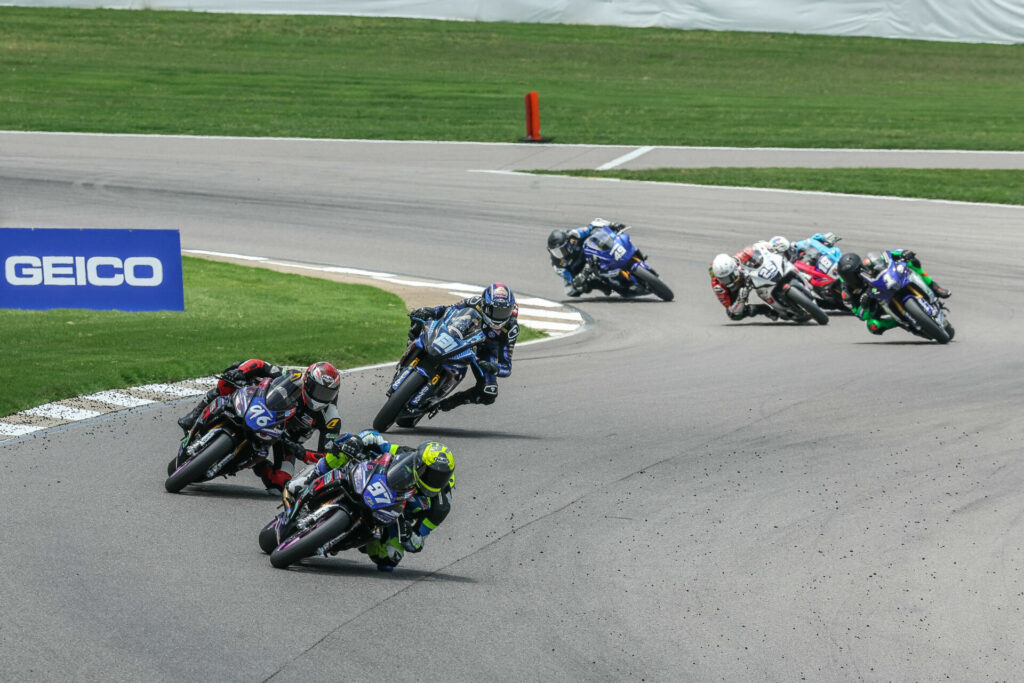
[2, 133, 1024, 681]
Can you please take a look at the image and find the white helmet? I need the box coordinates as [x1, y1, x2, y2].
[711, 253, 740, 286]
[768, 236, 790, 254]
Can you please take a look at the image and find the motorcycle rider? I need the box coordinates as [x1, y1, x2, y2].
[177, 359, 342, 493]
[285, 431, 456, 571]
[709, 251, 779, 321]
[406, 283, 518, 413]
[547, 218, 635, 296]
[837, 250, 953, 337]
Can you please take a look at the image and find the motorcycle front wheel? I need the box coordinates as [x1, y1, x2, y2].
[785, 287, 829, 325]
[373, 371, 429, 432]
[903, 297, 950, 344]
[633, 268, 674, 302]
[269, 509, 352, 569]
[164, 431, 234, 493]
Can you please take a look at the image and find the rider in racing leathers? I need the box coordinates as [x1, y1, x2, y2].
[177, 359, 343, 493]
[709, 250, 779, 321]
[547, 218, 637, 296]
[285, 431, 456, 571]
[836, 250, 952, 336]
[406, 283, 519, 413]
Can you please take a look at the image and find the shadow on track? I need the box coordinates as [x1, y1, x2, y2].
[280, 557, 476, 583]
[385, 426, 545, 440]
[172, 483, 280, 499]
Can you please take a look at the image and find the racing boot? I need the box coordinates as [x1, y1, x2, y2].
[438, 388, 477, 412]
[177, 388, 218, 433]
[930, 281, 951, 299]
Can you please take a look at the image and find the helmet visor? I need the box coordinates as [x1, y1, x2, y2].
[417, 467, 449, 494]
[305, 380, 337, 409]
[549, 243, 570, 260]
[485, 302, 514, 326]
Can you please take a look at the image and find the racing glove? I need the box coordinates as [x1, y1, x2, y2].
[409, 307, 433, 320]
[221, 368, 246, 386]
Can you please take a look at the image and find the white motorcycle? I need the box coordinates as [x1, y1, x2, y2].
[743, 246, 829, 325]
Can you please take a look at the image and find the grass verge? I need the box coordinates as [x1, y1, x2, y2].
[1, 256, 544, 417]
[536, 168, 1024, 205]
[1, 8, 1022, 149]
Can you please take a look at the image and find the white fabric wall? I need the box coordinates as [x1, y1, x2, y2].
[4, 1, 1023, 45]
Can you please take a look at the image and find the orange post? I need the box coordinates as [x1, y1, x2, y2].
[524, 91, 540, 141]
[520, 91, 551, 142]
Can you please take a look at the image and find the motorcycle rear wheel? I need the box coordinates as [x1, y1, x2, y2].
[786, 287, 829, 325]
[903, 297, 950, 344]
[373, 372, 429, 433]
[164, 431, 234, 493]
[269, 509, 352, 569]
[633, 268, 674, 302]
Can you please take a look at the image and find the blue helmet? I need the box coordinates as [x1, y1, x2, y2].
[480, 283, 516, 328]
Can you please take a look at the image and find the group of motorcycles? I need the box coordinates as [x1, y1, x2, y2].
[726, 235, 954, 344]
[160, 225, 954, 572]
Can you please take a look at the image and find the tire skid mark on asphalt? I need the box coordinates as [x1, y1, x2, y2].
[0, 252, 585, 442]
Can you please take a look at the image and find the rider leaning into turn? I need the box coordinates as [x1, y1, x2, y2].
[547, 218, 638, 297]
[708, 249, 779, 322]
[177, 359, 343, 494]
[836, 250, 952, 336]
[407, 283, 519, 413]
[286, 430, 456, 571]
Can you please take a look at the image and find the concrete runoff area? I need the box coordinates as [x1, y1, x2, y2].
[1, 133, 1023, 681]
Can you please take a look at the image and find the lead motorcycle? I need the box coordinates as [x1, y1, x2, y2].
[258, 450, 413, 569]
[164, 375, 297, 493]
[744, 246, 830, 325]
[861, 252, 953, 343]
[372, 306, 488, 432]
[579, 224, 673, 301]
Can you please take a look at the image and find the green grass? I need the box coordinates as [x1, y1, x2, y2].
[1, 8, 1022, 149]
[537, 168, 1024, 205]
[0, 256, 543, 417]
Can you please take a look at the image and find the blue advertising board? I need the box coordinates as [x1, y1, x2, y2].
[1, 228, 185, 311]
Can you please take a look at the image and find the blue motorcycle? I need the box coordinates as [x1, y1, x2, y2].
[580, 225, 673, 301]
[862, 253, 953, 343]
[372, 306, 488, 432]
[165, 375, 298, 493]
[259, 450, 413, 569]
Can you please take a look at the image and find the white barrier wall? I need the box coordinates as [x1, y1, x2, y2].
[4, 1, 1023, 44]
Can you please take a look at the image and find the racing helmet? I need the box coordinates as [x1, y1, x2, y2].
[711, 253, 740, 287]
[767, 236, 790, 254]
[837, 252, 863, 284]
[738, 246, 764, 270]
[412, 441, 455, 495]
[863, 251, 888, 277]
[547, 229, 571, 260]
[480, 283, 516, 328]
[301, 361, 341, 411]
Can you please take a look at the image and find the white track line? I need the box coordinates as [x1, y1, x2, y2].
[596, 146, 655, 170]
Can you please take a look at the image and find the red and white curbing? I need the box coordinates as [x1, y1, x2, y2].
[0, 253, 584, 441]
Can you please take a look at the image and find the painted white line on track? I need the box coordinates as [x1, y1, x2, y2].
[84, 391, 156, 408]
[135, 383, 207, 397]
[23, 405, 103, 421]
[0, 423, 44, 436]
[596, 146, 655, 170]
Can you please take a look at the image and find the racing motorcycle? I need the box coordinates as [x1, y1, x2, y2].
[579, 224, 673, 301]
[372, 306, 488, 432]
[258, 451, 412, 569]
[861, 252, 953, 343]
[164, 375, 297, 493]
[792, 259, 845, 310]
[745, 247, 830, 324]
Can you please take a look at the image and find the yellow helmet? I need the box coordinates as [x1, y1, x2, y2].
[412, 441, 455, 495]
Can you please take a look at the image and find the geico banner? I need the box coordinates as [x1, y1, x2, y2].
[0, 228, 185, 312]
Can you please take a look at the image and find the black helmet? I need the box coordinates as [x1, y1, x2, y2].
[837, 252, 863, 284]
[547, 229, 571, 260]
